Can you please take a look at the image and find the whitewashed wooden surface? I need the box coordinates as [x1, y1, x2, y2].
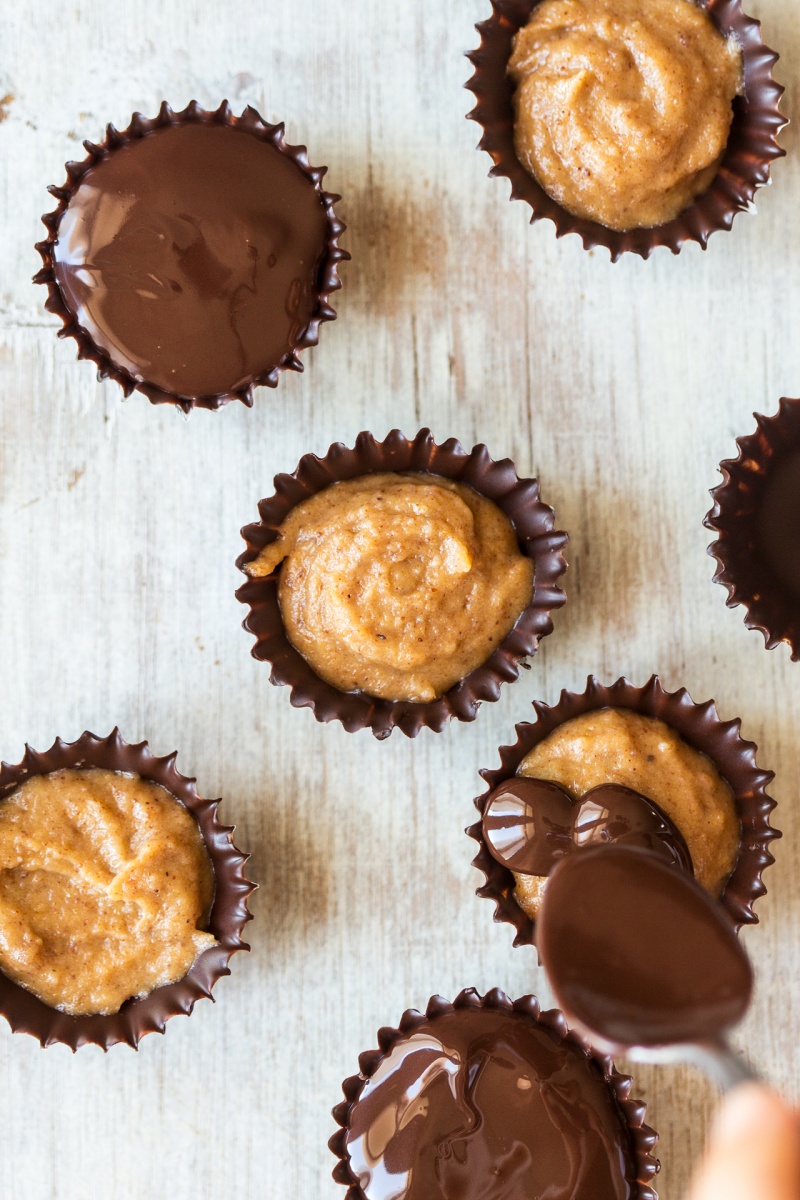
[0, 1, 798, 1196]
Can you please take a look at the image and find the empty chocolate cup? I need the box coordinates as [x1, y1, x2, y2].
[236, 428, 568, 740]
[705, 397, 800, 659]
[0, 729, 255, 1050]
[34, 100, 349, 412]
[466, 0, 785, 259]
[330, 987, 659, 1200]
[468, 675, 778, 948]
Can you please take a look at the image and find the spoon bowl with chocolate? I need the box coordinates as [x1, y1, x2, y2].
[537, 844, 758, 1090]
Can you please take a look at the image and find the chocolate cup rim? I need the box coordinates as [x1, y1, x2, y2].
[705, 397, 800, 659]
[33, 99, 350, 413]
[235, 427, 569, 740]
[468, 675, 779, 949]
[0, 728, 255, 1050]
[329, 986, 660, 1200]
[465, 0, 786, 261]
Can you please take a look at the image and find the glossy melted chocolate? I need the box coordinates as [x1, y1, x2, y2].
[52, 122, 328, 399]
[482, 778, 692, 876]
[538, 845, 753, 1049]
[345, 1006, 637, 1200]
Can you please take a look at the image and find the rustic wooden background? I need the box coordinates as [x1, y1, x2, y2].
[0, 1, 797, 1197]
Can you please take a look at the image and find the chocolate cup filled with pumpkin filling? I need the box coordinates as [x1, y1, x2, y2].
[34, 100, 348, 412]
[236, 429, 568, 739]
[0, 730, 254, 1050]
[468, 676, 778, 949]
[705, 398, 800, 660]
[329, 988, 660, 1200]
[466, 0, 785, 259]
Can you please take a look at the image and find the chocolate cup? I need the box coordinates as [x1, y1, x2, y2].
[329, 987, 660, 1200]
[466, 0, 786, 260]
[236, 428, 569, 740]
[33, 100, 349, 413]
[468, 676, 779, 948]
[705, 398, 800, 658]
[0, 729, 255, 1050]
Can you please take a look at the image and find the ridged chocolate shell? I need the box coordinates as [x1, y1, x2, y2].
[705, 397, 800, 658]
[466, 0, 786, 260]
[0, 729, 255, 1050]
[468, 676, 778, 948]
[236, 428, 569, 740]
[329, 986, 660, 1200]
[33, 100, 349, 412]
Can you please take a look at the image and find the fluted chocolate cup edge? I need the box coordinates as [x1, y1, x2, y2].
[468, 674, 779, 949]
[33, 99, 349, 412]
[235, 427, 569, 740]
[705, 397, 800, 659]
[465, 0, 786, 260]
[0, 728, 255, 1050]
[328, 986, 660, 1200]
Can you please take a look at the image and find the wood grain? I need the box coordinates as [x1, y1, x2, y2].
[0, 1, 797, 1197]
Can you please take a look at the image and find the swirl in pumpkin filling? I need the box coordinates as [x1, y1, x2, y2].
[509, 0, 743, 231]
[245, 473, 534, 703]
[0, 769, 216, 1016]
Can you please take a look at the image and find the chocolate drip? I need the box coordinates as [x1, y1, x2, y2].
[538, 845, 753, 1049]
[482, 778, 692, 876]
[52, 122, 328, 399]
[345, 1007, 637, 1199]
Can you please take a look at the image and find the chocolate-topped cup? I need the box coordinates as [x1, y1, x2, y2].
[0, 729, 254, 1049]
[236, 429, 568, 739]
[466, 0, 785, 259]
[705, 398, 800, 659]
[34, 100, 348, 411]
[329, 988, 659, 1200]
[468, 675, 778, 948]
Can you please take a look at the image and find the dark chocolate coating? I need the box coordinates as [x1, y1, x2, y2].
[344, 1005, 638, 1200]
[538, 845, 753, 1049]
[482, 778, 692, 875]
[706, 398, 800, 657]
[756, 448, 800, 598]
[52, 122, 328, 399]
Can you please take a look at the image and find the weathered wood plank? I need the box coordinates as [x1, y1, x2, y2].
[0, 1, 797, 1197]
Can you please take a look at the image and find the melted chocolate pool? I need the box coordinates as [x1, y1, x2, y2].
[538, 845, 753, 1049]
[482, 778, 692, 876]
[344, 1005, 638, 1200]
[756, 448, 800, 599]
[52, 122, 328, 400]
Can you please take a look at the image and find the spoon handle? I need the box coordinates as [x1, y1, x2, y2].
[687, 1041, 761, 1091]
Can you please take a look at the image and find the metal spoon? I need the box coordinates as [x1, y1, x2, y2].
[536, 843, 759, 1091]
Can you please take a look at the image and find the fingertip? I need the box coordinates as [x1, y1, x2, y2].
[712, 1084, 797, 1145]
[689, 1084, 800, 1200]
